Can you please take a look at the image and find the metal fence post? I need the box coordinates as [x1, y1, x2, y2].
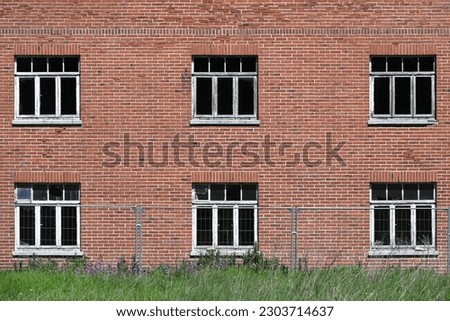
[134, 206, 143, 275]
[290, 206, 299, 270]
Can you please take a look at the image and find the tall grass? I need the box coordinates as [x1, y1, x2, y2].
[1, 265, 449, 301]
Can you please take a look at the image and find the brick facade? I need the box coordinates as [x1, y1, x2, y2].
[0, 1, 449, 271]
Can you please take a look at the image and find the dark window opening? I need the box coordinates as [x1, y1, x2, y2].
[197, 208, 213, 246]
[394, 77, 411, 115]
[62, 207, 77, 246]
[218, 208, 233, 246]
[39, 78, 56, 115]
[239, 208, 254, 246]
[374, 208, 390, 246]
[217, 78, 233, 115]
[395, 207, 411, 245]
[61, 78, 77, 115]
[238, 78, 255, 115]
[196, 78, 212, 115]
[19, 78, 35, 115]
[40, 206, 56, 246]
[19, 207, 35, 246]
[373, 78, 390, 115]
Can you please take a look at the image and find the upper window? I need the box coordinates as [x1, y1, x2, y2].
[191, 184, 258, 255]
[369, 56, 436, 125]
[14, 57, 81, 125]
[14, 184, 82, 256]
[369, 183, 436, 256]
[191, 56, 258, 125]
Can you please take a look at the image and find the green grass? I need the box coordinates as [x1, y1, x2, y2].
[1, 266, 450, 301]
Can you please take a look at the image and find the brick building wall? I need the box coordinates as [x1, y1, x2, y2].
[0, 0, 449, 271]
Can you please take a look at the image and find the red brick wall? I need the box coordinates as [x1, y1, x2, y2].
[0, 1, 449, 271]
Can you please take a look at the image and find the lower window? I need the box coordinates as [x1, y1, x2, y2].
[369, 183, 437, 256]
[14, 184, 82, 256]
[192, 184, 258, 255]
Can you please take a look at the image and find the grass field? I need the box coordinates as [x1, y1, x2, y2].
[1, 265, 450, 301]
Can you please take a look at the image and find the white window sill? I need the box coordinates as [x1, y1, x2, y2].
[191, 247, 253, 256]
[369, 248, 438, 257]
[368, 118, 437, 126]
[190, 119, 260, 126]
[13, 248, 83, 256]
[13, 118, 82, 126]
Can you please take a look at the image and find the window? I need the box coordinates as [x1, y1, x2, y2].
[14, 57, 81, 125]
[14, 184, 82, 256]
[192, 56, 258, 125]
[370, 183, 436, 256]
[369, 56, 436, 125]
[192, 184, 258, 255]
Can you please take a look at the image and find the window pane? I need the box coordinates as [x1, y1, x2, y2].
[403, 57, 418, 72]
[403, 184, 418, 200]
[419, 57, 434, 72]
[210, 57, 224, 72]
[61, 78, 77, 115]
[416, 207, 432, 246]
[19, 207, 35, 246]
[19, 78, 35, 115]
[218, 208, 233, 246]
[217, 78, 233, 115]
[371, 57, 386, 72]
[374, 208, 390, 246]
[394, 77, 411, 115]
[419, 184, 434, 200]
[387, 184, 402, 200]
[239, 208, 254, 246]
[33, 184, 48, 201]
[238, 78, 255, 115]
[210, 185, 225, 200]
[242, 57, 257, 72]
[373, 77, 390, 115]
[196, 208, 213, 246]
[40, 206, 56, 246]
[40, 78, 56, 115]
[64, 57, 79, 72]
[33, 57, 47, 72]
[395, 207, 411, 245]
[226, 57, 240, 72]
[65, 185, 80, 201]
[193, 57, 208, 72]
[371, 184, 387, 200]
[17, 58, 32, 72]
[17, 186, 31, 201]
[242, 184, 257, 201]
[49, 58, 63, 72]
[195, 78, 212, 115]
[49, 184, 63, 201]
[226, 184, 240, 201]
[387, 57, 402, 71]
[415, 77, 432, 115]
[194, 185, 208, 201]
[62, 207, 77, 246]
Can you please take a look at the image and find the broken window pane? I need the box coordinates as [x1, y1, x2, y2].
[388, 184, 402, 200]
[217, 78, 233, 115]
[49, 184, 63, 201]
[239, 208, 254, 246]
[61, 78, 77, 115]
[40, 206, 56, 246]
[196, 208, 213, 246]
[374, 208, 390, 245]
[64, 57, 79, 72]
[415, 77, 432, 115]
[226, 57, 240, 72]
[49, 58, 63, 72]
[419, 184, 434, 200]
[19, 207, 35, 246]
[194, 185, 208, 201]
[19, 78, 35, 115]
[193, 57, 208, 72]
[387, 57, 402, 71]
[242, 57, 257, 72]
[65, 185, 80, 201]
[62, 207, 77, 246]
[218, 208, 233, 246]
[226, 184, 240, 201]
[196, 78, 212, 115]
[395, 207, 411, 245]
[371, 57, 386, 72]
[210, 185, 225, 201]
[33, 184, 48, 201]
[403, 184, 418, 200]
[419, 57, 434, 72]
[371, 184, 386, 200]
[16, 58, 32, 72]
[17, 185, 31, 200]
[394, 77, 411, 115]
[33, 57, 47, 72]
[373, 77, 390, 115]
[210, 57, 224, 72]
[242, 184, 257, 201]
[238, 78, 255, 115]
[40, 78, 56, 115]
[403, 57, 418, 72]
[416, 207, 432, 246]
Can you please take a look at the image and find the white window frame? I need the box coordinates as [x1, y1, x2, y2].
[369, 183, 437, 256]
[369, 56, 436, 125]
[13, 184, 82, 256]
[191, 56, 259, 125]
[13, 56, 82, 125]
[191, 184, 258, 256]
